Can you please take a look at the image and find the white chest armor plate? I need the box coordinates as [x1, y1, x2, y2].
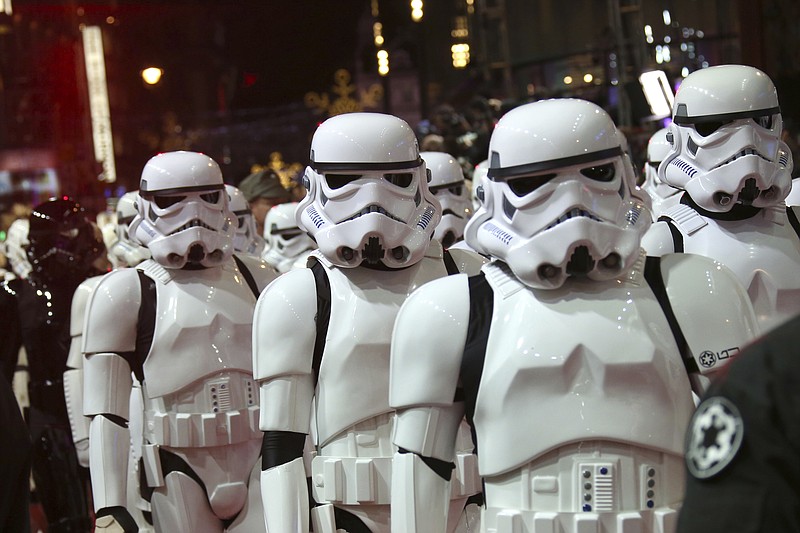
[315, 251, 447, 447]
[664, 204, 800, 331]
[475, 262, 695, 478]
[140, 260, 258, 398]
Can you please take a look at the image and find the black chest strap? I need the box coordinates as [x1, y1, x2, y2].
[459, 272, 494, 454]
[643, 256, 699, 374]
[232, 255, 261, 299]
[310, 259, 331, 387]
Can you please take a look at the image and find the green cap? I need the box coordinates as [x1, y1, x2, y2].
[237, 169, 289, 202]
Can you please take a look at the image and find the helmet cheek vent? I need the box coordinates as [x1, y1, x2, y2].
[687, 136, 699, 156]
[502, 195, 517, 221]
[148, 206, 159, 222]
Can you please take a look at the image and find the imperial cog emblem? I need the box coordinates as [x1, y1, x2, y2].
[699, 350, 717, 368]
[685, 396, 743, 479]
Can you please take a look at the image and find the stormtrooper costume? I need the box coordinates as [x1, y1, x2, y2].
[421, 151, 473, 249]
[253, 112, 484, 533]
[642, 64, 800, 333]
[65, 190, 154, 531]
[262, 201, 316, 273]
[225, 184, 267, 258]
[641, 128, 681, 219]
[82, 151, 276, 532]
[388, 99, 760, 533]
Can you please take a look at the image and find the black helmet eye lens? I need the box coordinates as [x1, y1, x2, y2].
[200, 192, 220, 203]
[755, 115, 774, 129]
[507, 173, 557, 196]
[384, 172, 414, 188]
[580, 163, 616, 182]
[694, 121, 726, 137]
[153, 195, 185, 209]
[324, 174, 362, 190]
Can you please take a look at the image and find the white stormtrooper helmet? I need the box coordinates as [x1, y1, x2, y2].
[660, 64, 793, 212]
[296, 112, 441, 268]
[109, 191, 151, 267]
[464, 98, 651, 290]
[225, 184, 266, 257]
[263, 202, 316, 272]
[129, 151, 235, 269]
[421, 151, 472, 248]
[642, 128, 681, 212]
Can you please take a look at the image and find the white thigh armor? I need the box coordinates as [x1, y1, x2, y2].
[643, 202, 800, 332]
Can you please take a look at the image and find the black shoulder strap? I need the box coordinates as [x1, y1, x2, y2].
[310, 259, 331, 387]
[643, 256, 699, 374]
[657, 215, 685, 253]
[442, 248, 459, 275]
[459, 272, 494, 454]
[232, 255, 260, 298]
[128, 269, 157, 383]
[787, 205, 800, 239]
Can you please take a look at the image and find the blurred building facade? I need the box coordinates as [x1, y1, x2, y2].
[0, 0, 798, 207]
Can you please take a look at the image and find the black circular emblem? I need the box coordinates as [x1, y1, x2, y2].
[685, 396, 744, 479]
[699, 350, 717, 368]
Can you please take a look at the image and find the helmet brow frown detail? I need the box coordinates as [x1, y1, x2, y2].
[296, 112, 441, 268]
[129, 151, 235, 269]
[660, 65, 793, 212]
[464, 98, 651, 289]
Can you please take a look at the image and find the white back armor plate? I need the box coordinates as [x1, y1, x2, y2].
[313, 244, 448, 446]
[475, 261, 695, 477]
[656, 204, 800, 332]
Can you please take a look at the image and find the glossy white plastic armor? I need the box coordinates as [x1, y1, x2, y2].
[642, 66, 800, 333]
[389, 98, 760, 533]
[390, 252, 759, 532]
[110, 191, 152, 268]
[465, 99, 651, 290]
[660, 65, 792, 212]
[642, 128, 681, 219]
[225, 184, 267, 258]
[84, 151, 276, 532]
[254, 243, 478, 531]
[643, 202, 800, 332]
[296, 113, 441, 269]
[786, 178, 800, 206]
[421, 151, 473, 248]
[263, 202, 316, 273]
[4, 217, 31, 279]
[130, 151, 236, 269]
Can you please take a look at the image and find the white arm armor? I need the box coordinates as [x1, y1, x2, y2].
[390, 273, 469, 412]
[89, 413, 131, 511]
[661, 253, 760, 393]
[84, 352, 133, 420]
[390, 274, 471, 531]
[260, 457, 310, 533]
[253, 268, 316, 433]
[82, 268, 141, 355]
[641, 220, 678, 257]
[64, 276, 101, 465]
[446, 247, 488, 276]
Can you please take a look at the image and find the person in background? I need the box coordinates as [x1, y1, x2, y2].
[237, 168, 293, 237]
